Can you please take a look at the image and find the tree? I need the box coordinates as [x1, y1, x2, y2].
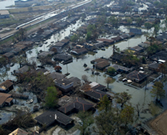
[70, 34, 79, 42]
[98, 95, 111, 112]
[45, 86, 58, 108]
[17, 71, 55, 102]
[144, 22, 152, 32]
[105, 77, 114, 89]
[151, 81, 165, 101]
[82, 75, 89, 83]
[95, 109, 122, 135]
[158, 63, 167, 77]
[120, 105, 134, 127]
[77, 111, 94, 135]
[134, 103, 144, 120]
[136, 18, 143, 27]
[154, 24, 160, 36]
[15, 55, 28, 68]
[107, 67, 116, 76]
[116, 92, 131, 109]
[14, 28, 27, 42]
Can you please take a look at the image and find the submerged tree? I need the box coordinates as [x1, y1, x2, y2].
[77, 111, 94, 135]
[95, 109, 122, 135]
[105, 77, 114, 89]
[98, 95, 111, 112]
[120, 105, 134, 128]
[116, 92, 132, 109]
[151, 81, 165, 101]
[107, 67, 116, 76]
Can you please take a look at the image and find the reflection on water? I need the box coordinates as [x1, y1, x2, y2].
[0, 15, 158, 121]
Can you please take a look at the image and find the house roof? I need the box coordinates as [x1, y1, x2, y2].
[16, 65, 29, 74]
[38, 51, 54, 58]
[130, 46, 143, 52]
[14, 45, 27, 50]
[55, 78, 73, 86]
[58, 97, 94, 114]
[112, 36, 122, 42]
[0, 10, 9, 15]
[96, 60, 110, 70]
[9, 128, 28, 135]
[35, 110, 73, 126]
[0, 92, 12, 106]
[16, 41, 33, 46]
[97, 39, 114, 43]
[84, 89, 109, 101]
[60, 39, 69, 44]
[127, 70, 147, 82]
[0, 80, 13, 90]
[53, 54, 72, 61]
[3, 52, 14, 58]
[150, 51, 167, 61]
[71, 48, 87, 55]
[148, 62, 160, 70]
[48, 72, 65, 81]
[68, 77, 81, 88]
[55, 42, 65, 47]
[111, 64, 133, 72]
[111, 53, 124, 61]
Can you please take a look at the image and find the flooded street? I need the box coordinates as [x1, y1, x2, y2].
[1, 10, 166, 126]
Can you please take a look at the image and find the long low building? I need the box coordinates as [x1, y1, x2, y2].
[0, 10, 10, 19]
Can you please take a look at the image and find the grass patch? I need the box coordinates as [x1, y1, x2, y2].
[0, 35, 15, 45]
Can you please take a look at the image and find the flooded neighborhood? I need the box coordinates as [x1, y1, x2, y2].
[0, 0, 167, 134]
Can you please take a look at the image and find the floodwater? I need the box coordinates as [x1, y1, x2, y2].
[2, 16, 156, 121]
[0, 2, 166, 126]
[0, 0, 15, 9]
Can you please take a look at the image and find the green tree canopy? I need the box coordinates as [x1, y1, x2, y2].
[107, 67, 116, 76]
[95, 109, 122, 135]
[151, 81, 165, 100]
[116, 92, 131, 109]
[98, 95, 111, 112]
[120, 105, 134, 127]
[45, 86, 58, 108]
[77, 111, 94, 135]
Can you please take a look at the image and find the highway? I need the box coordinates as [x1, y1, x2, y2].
[0, 0, 92, 41]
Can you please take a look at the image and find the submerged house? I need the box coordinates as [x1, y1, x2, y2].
[83, 89, 111, 102]
[111, 64, 133, 73]
[53, 54, 73, 64]
[127, 70, 147, 82]
[129, 28, 142, 35]
[35, 110, 73, 128]
[0, 80, 13, 93]
[91, 58, 110, 70]
[148, 62, 160, 72]
[150, 51, 167, 62]
[96, 39, 114, 45]
[89, 82, 107, 91]
[70, 48, 88, 55]
[55, 78, 74, 93]
[0, 92, 13, 107]
[80, 83, 111, 102]
[58, 96, 94, 115]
